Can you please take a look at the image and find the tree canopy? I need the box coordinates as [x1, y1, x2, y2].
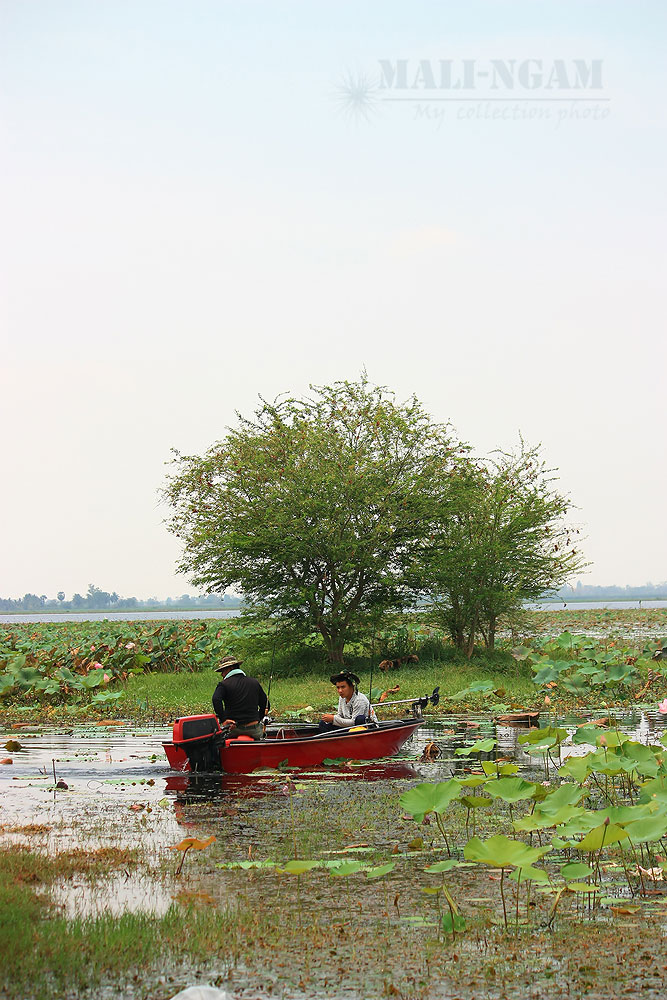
[426, 443, 586, 656]
[164, 378, 586, 663]
[164, 377, 463, 661]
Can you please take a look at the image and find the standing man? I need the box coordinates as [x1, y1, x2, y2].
[212, 655, 269, 741]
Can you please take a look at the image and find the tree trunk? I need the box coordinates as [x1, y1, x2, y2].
[320, 623, 346, 663]
[486, 617, 496, 651]
[448, 622, 465, 651]
[328, 641, 346, 664]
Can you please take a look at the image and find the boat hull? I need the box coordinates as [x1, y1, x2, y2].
[163, 719, 423, 774]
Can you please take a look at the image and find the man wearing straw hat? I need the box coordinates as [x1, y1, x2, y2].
[212, 655, 269, 741]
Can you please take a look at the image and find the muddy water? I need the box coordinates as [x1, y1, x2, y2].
[2, 711, 666, 919]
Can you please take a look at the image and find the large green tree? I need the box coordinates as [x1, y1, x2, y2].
[428, 443, 586, 656]
[164, 377, 462, 662]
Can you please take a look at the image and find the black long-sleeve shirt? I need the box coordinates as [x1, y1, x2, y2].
[212, 673, 268, 726]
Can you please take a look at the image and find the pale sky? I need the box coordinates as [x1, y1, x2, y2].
[1, 1, 665, 599]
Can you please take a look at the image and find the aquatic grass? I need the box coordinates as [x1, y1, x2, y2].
[0, 844, 140, 883]
[4, 608, 665, 723]
[122, 661, 537, 723]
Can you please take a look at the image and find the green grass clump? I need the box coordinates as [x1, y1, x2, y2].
[0, 846, 235, 998]
[124, 657, 536, 722]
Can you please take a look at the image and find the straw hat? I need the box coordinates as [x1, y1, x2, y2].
[214, 655, 243, 674]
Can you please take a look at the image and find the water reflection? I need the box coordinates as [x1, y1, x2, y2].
[164, 760, 420, 803]
[2, 712, 667, 918]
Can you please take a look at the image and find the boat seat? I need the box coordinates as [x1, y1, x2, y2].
[223, 736, 256, 746]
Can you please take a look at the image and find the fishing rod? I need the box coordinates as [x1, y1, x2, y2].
[264, 628, 277, 723]
[371, 686, 440, 719]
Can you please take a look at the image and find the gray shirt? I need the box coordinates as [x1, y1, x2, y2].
[333, 690, 378, 727]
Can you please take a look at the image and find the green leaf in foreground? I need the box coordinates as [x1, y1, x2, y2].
[328, 861, 365, 877]
[560, 862, 593, 880]
[464, 835, 551, 868]
[441, 912, 466, 935]
[365, 863, 395, 879]
[455, 738, 496, 756]
[485, 777, 537, 803]
[424, 859, 460, 873]
[276, 860, 320, 875]
[575, 823, 628, 852]
[509, 865, 550, 885]
[399, 780, 461, 822]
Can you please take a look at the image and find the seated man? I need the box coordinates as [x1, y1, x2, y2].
[212, 655, 269, 741]
[320, 671, 378, 730]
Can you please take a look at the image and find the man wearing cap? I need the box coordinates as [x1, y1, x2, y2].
[320, 671, 378, 730]
[212, 655, 269, 741]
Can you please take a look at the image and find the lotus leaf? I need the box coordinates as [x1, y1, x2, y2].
[576, 663, 606, 676]
[481, 761, 519, 777]
[551, 836, 576, 849]
[509, 865, 550, 885]
[605, 804, 655, 824]
[540, 783, 586, 811]
[459, 795, 492, 809]
[424, 859, 460, 873]
[561, 674, 591, 695]
[278, 860, 321, 875]
[622, 742, 661, 777]
[328, 861, 365, 877]
[558, 812, 606, 839]
[596, 730, 629, 749]
[638, 776, 667, 805]
[572, 725, 606, 746]
[454, 738, 496, 756]
[467, 680, 496, 693]
[485, 777, 538, 803]
[12, 667, 43, 690]
[365, 863, 395, 879]
[399, 780, 462, 822]
[170, 835, 215, 852]
[519, 726, 567, 747]
[456, 776, 489, 788]
[441, 912, 466, 934]
[560, 862, 593, 880]
[575, 823, 629, 852]
[622, 814, 667, 844]
[463, 835, 551, 868]
[559, 754, 594, 782]
[606, 663, 637, 684]
[533, 666, 561, 685]
[514, 805, 587, 833]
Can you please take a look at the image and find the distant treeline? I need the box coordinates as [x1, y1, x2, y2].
[0, 584, 242, 613]
[549, 582, 667, 602]
[2, 581, 666, 615]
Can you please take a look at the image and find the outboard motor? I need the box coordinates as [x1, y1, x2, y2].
[172, 714, 223, 772]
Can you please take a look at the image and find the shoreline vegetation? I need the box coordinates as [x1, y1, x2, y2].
[2, 607, 667, 999]
[0, 605, 238, 616]
[0, 589, 242, 615]
[1, 608, 665, 725]
[2, 595, 667, 619]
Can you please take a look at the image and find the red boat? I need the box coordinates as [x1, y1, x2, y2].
[163, 714, 424, 775]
